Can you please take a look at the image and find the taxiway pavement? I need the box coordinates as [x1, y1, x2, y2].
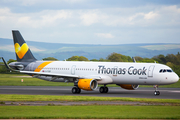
[0, 86, 180, 99]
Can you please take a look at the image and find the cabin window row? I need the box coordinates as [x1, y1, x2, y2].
[76, 68, 97, 71]
[36, 67, 97, 71]
[37, 67, 69, 70]
[159, 69, 173, 73]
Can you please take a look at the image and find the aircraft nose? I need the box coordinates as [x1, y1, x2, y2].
[173, 73, 179, 83]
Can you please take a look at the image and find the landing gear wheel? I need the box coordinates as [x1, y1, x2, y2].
[99, 86, 109, 93]
[154, 85, 160, 96]
[104, 87, 108, 93]
[72, 87, 77, 94]
[76, 88, 81, 94]
[72, 87, 81, 94]
[154, 91, 160, 96]
[99, 87, 104, 93]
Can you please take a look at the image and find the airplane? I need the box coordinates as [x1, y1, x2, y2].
[1, 30, 179, 95]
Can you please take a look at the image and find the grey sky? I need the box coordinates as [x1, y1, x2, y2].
[0, 0, 180, 44]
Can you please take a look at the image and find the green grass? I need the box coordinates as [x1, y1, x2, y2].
[0, 74, 180, 87]
[0, 106, 180, 119]
[0, 94, 180, 104]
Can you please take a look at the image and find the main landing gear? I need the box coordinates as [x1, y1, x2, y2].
[99, 85, 109, 93]
[154, 85, 160, 96]
[72, 79, 81, 94]
[72, 87, 81, 94]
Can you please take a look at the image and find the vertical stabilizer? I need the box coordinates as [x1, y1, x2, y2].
[12, 30, 36, 62]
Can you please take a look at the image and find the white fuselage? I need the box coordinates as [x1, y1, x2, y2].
[22, 61, 179, 85]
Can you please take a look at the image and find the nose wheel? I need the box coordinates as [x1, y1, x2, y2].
[154, 85, 160, 95]
[154, 91, 160, 95]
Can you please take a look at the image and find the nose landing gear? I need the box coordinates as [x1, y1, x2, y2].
[154, 85, 160, 95]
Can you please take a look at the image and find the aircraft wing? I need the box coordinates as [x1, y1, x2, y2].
[20, 71, 102, 80]
[21, 71, 79, 78]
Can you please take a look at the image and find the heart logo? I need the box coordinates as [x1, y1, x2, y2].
[14, 43, 29, 59]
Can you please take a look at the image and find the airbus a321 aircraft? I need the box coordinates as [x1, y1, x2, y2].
[1, 30, 179, 95]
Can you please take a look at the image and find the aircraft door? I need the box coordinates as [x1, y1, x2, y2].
[148, 65, 155, 77]
[71, 65, 76, 75]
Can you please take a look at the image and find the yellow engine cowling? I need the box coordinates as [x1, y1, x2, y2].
[78, 79, 98, 91]
[117, 84, 139, 90]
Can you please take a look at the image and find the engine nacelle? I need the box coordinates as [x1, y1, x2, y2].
[117, 84, 139, 90]
[78, 79, 98, 91]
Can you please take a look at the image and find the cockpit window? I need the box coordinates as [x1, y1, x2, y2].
[167, 69, 172, 72]
[163, 69, 166, 73]
[159, 69, 173, 73]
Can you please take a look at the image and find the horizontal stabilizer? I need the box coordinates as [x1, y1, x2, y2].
[0, 57, 20, 72]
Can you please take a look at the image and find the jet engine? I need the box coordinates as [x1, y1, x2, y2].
[117, 84, 139, 90]
[78, 79, 98, 91]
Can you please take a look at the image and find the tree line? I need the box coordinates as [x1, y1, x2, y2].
[0, 52, 180, 76]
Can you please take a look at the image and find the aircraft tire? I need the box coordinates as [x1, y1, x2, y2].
[99, 87, 104, 93]
[99, 87, 108, 93]
[76, 88, 81, 94]
[154, 91, 160, 96]
[104, 87, 108, 93]
[72, 87, 77, 94]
